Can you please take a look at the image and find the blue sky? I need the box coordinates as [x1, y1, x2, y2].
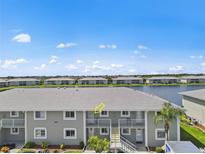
[0, 0, 205, 76]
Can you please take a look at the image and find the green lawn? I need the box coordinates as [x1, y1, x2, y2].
[180, 123, 205, 148]
[0, 87, 13, 92]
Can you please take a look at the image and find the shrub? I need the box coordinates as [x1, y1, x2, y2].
[79, 141, 84, 149]
[24, 141, 36, 148]
[59, 144, 64, 150]
[53, 149, 59, 153]
[1, 146, 10, 153]
[41, 142, 48, 149]
[64, 150, 82, 153]
[88, 136, 110, 153]
[18, 149, 36, 153]
[42, 149, 49, 153]
[155, 147, 164, 153]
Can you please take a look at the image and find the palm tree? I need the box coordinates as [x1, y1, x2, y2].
[154, 102, 185, 141]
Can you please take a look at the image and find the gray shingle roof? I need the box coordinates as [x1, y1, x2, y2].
[0, 79, 7, 83]
[180, 76, 205, 79]
[166, 141, 200, 153]
[8, 78, 40, 82]
[79, 77, 107, 81]
[112, 77, 143, 80]
[45, 77, 75, 81]
[0, 87, 167, 111]
[180, 89, 205, 101]
[147, 76, 179, 80]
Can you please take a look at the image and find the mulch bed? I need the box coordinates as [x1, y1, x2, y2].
[195, 124, 205, 133]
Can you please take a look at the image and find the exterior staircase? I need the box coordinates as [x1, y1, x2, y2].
[110, 127, 137, 153]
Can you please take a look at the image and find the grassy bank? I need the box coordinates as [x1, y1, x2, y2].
[0, 82, 205, 92]
[180, 122, 205, 148]
[1, 82, 205, 89]
[0, 87, 13, 92]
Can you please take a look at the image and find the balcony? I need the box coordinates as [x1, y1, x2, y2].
[118, 119, 145, 128]
[0, 119, 25, 128]
[86, 119, 111, 128]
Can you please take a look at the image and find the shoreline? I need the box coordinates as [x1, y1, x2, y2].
[1, 83, 205, 92]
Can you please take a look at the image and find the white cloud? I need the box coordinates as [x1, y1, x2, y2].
[84, 64, 111, 73]
[110, 64, 124, 68]
[201, 62, 205, 68]
[76, 60, 83, 64]
[56, 42, 77, 48]
[169, 65, 184, 72]
[134, 50, 141, 54]
[190, 55, 203, 59]
[66, 64, 78, 70]
[49, 56, 59, 64]
[140, 55, 147, 58]
[34, 64, 47, 70]
[128, 69, 136, 73]
[93, 60, 99, 64]
[0, 58, 28, 69]
[134, 50, 147, 58]
[137, 45, 150, 50]
[12, 33, 31, 43]
[99, 44, 117, 49]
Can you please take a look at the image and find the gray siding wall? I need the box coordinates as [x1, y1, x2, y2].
[0, 112, 25, 144]
[183, 96, 205, 126]
[112, 80, 143, 84]
[0, 130, 2, 145]
[0, 112, 24, 119]
[1, 128, 25, 143]
[147, 111, 178, 147]
[86, 128, 110, 140]
[26, 111, 84, 145]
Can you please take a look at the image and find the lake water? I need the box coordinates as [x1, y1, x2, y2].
[131, 85, 205, 106]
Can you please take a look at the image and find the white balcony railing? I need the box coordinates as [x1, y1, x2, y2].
[118, 119, 145, 128]
[86, 119, 111, 127]
[1, 119, 25, 128]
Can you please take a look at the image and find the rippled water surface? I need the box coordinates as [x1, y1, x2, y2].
[131, 85, 205, 106]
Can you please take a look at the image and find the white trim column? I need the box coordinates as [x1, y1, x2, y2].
[145, 111, 148, 147]
[177, 117, 180, 141]
[25, 111, 27, 144]
[83, 111, 86, 145]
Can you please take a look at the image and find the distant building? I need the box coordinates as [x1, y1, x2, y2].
[180, 76, 205, 83]
[180, 89, 205, 127]
[146, 77, 179, 84]
[112, 77, 143, 84]
[78, 77, 108, 84]
[0, 79, 8, 88]
[8, 78, 40, 86]
[45, 77, 75, 85]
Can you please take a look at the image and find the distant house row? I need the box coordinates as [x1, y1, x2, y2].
[0, 76, 205, 87]
[0, 78, 40, 87]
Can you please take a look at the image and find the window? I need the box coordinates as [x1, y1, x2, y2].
[10, 128, 19, 135]
[34, 128, 47, 139]
[155, 128, 166, 140]
[121, 128, 130, 135]
[100, 128, 109, 135]
[10, 111, 19, 117]
[64, 128, 77, 139]
[34, 111, 46, 120]
[63, 111, 76, 120]
[121, 111, 130, 117]
[100, 111, 109, 117]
